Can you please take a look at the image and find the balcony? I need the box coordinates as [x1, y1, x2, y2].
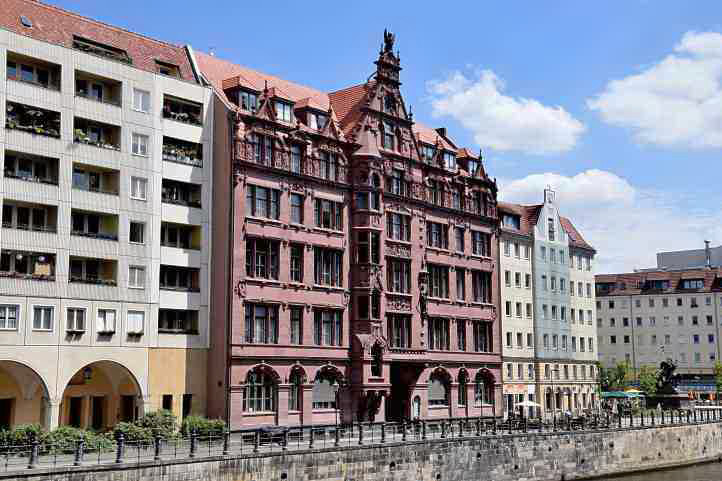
[161, 222, 201, 250]
[74, 117, 121, 151]
[2, 201, 57, 233]
[162, 179, 201, 208]
[162, 95, 202, 126]
[73, 36, 131, 65]
[162, 136, 202, 167]
[72, 164, 119, 196]
[0, 250, 55, 281]
[5, 102, 60, 138]
[160, 265, 200, 292]
[71, 210, 118, 241]
[69, 256, 117, 286]
[3, 151, 59, 185]
[75, 70, 122, 106]
[158, 309, 199, 334]
[6, 52, 61, 91]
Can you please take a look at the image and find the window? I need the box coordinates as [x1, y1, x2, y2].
[524, 245, 530, 259]
[420, 144, 436, 163]
[246, 238, 280, 280]
[0, 305, 19, 330]
[550, 249, 556, 263]
[127, 310, 144, 334]
[129, 222, 145, 244]
[456, 268, 466, 300]
[506, 364, 513, 379]
[505, 271, 511, 287]
[472, 271, 492, 303]
[504, 241, 510, 256]
[244, 303, 279, 344]
[388, 314, 411, 348]
[130, 177, 147, 201]
[427, 222, 449, 249]
[560, 278, 565, 292]
[290, 145, 302, 173]
[540, 246, 546, 260]
[454, 227, 464, 252]
[314, 248, 343, 287]
[289, 244, 304, 283]
[505, 301, 511, 317]
[290, 193, 304, 224]
[33, 306, 53, 330]
[290, 307, 303, 344]
[527, 332, 533, 347]
[515, 272, 521, 288]
[428, 373, 449, 406]
[357, 292, 380, 320]
[551, 277, 557, 291]
[158, 309, 198, 334]
[313, 309, 342, 346]
[355, 191, 379, 210]
[156, 60, 180, 78]
[314, 198, 343, 231]
[526, 303, 532, 318]
[243, 371, 276, 413]
[382, 121, 395, 150]
[548, 218, 555, 240]
[131, 133, 149, 156]
[457, 319, 466, 351]
[514, 243, 520, 258]
[133, 89, 150, 112]
[289, 371, 302, 411]
[543, 334, 549, 348]
[312, 373, 339, 409]
[552, 335, 558, 349]
[387, 259, 411, 293]
[387, 212, 411, 241]
[474, 373, 492, 405]
[246, 185, 280, 220]
[275, 101, 292, 122]
[427, 318, 450, 350]
[682, 279, 704, 290]
[128, 266, 145, 289]
[444, 151, 456, 170]
[471, 231, 491, 256]
[308, 112, 327, 130]
[429, 264, 449, 298]
[239, 91, 258, 112]
[473, 321, 492, 352]
[66, 308, 86, 332]
[356, 231, 380, 264]
[542, 275, 547, 290]
[525, 274, 531, 289]
[516, 332, 523, 347]
[97, 309, 116, 333]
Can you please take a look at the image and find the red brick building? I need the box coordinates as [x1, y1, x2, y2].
[202, 32, 502, 428]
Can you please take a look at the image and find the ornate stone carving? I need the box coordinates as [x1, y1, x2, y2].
[385, 243, 411, 258]
[386, 295, 411, 312]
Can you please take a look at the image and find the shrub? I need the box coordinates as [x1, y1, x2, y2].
[0, 424, 42, 446]
[43, 426, 114, 453]
[113, 422, 153, 444]
[134, 410, 177, 439]
[180, 416, 226, 438]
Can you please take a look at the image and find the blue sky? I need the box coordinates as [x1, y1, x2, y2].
[51, 1, 722, 273]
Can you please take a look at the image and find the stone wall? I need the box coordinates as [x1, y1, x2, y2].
[4, 423, 722, 481]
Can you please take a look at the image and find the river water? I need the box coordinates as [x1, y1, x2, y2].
[602, 462, 722, 480]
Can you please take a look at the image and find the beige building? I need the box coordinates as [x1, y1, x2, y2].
[0, 1, 213, 429]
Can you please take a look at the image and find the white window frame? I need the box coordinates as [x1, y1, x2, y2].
[133, 88, 151, 113]
[97, 309, 116, 334]
[129, 221, 145, 245]
[66, 307, 86, 332]
[131, 132, 150, 156]
[130, 176, 148, 201]
[0, 305, 19, 331]
[127, 310, 145, 335]
[32, 306, 54, 331]
[128, 265, 146, 289]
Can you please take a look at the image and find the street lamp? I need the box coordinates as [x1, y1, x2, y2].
[550, 366, 560, 431]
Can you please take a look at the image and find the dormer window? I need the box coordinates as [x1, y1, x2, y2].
[156, 60, 180, 78]
[443, 151, 456, 170]
[468, 158, 480, 177]
[309, 112, 327, 130]
[239, 91, 258, 112]
[382, 121, 395, 150]
[502, 214, 520, 230]
[73, 36, 131, 64]
[275, 101, 292, 122]
[420, 144, 436, 163]
[681, 279, 704, 290]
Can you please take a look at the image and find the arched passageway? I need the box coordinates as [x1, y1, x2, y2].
[0, 360, 50, 429]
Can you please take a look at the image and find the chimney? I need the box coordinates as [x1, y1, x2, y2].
[435, 127, 446, 138]
[705, 240, 711, 268]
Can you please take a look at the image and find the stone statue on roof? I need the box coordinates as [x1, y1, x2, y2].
[383, 29, 395, 53]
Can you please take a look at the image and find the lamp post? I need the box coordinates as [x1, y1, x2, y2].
[551, 366, 560, 431]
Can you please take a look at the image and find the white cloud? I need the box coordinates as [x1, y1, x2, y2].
[500, 169, 722, 274]
[588, 31, 722, 148]
[427, 70, 585, 155]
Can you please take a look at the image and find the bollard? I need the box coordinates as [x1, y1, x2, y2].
[27, 433, 39, 469]
[223, 430, 230, 456]
[640, 411, 645, 427]
[254, 430, 260, 453]
[115, 432, 125, 464]
[508, 417, 512, 435]
[629, 412, 633, 428]
[154, 433, 162, 460]
[441, 421, 447, 438]
[553, 413, 557, 432]
[358, 423, 364, 445]
[567, 415, 572, 432]
[308, 427, 314, 448]
[73, 438, 85, 466]
[282, 429, 288, 451]
[335, 425, 341, 447]
[189, 429, 197, 458]
[381, 423, 386, 443]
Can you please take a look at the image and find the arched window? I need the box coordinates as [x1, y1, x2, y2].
[412, 396, 421, 419]
[288, 370, 303, 412]
[243, 370, 276, 413]
[312, 372, 339, 409]
[371, 343, 383, 377]
[474, 371, 493, 406]
[428, 372, 449, 407]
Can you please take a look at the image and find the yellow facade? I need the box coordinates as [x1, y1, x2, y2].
[148, 348, 208, 419]
[0, 366, 45, 426]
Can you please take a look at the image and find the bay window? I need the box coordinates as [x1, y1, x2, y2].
[426, 221, 448, 249]
[356, 231, 380, 264]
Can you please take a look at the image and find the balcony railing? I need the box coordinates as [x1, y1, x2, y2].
[75, 89, 121, 107]
[73, 129, 120, 151]
[160, 284, 201, 293]
[162, 140, 202, 167]
[2, 222, 57, 233]
[73, 184, 119, 196]
[5, 102, 60, 138]
[162, 96, 203, 126]
[69, 276, 117, 286]
[161, 196, 201, 208]
[3, 170, 58, 185]
[71, 230, 118, 241]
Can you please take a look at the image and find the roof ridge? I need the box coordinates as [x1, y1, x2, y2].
[27, 0, 185, 50]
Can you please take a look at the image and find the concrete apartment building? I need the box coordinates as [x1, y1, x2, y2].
[596, 243, 722, 398]
[200, 32, 503, 429]
[499, 188, 598, 417]
[0, 0, 213, 429]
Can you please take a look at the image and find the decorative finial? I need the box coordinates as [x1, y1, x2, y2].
[383, 29, 395, 53]
[264, 80, 268, 95]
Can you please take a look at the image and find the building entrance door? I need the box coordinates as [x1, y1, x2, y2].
[91, 396, 105, 430]
[387, 362, 423, 422]
[0, 398, 13, 429]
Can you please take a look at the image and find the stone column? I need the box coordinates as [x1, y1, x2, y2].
[450, 383, 459, 418]
[302, 385, 313, 425]
[45, 398, 61, 430]
[83, 395, 92, 429]
[277, 385, 290, 426]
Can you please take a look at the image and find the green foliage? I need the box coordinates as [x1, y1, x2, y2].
[0, 424, 42, 446]
[639, 365, 659, 396]
[714, 362, 722, 393]
[180, 416, 226, 437]
[134, 410, 177, 439]
[43, 426, 114, 452]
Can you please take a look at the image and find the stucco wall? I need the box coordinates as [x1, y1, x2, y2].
[4, 423, 722, 481]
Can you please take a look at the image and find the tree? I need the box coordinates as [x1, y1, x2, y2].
[610, 362, 631, 390]
[714, 362, 722, 399]
[638, 365, 659, 396]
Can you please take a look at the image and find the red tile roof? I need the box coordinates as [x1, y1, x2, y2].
[413, 123, 456, 151]
[327, 83, 369, 137]
[497, 202, 542, 236]
[457, 148, 478, 158]
[560, 216, 594, 251]
[596, 268, 722, 296]
[0, 0, 197, 82]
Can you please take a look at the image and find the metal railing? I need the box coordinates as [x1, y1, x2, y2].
[3, 408, 722, 473]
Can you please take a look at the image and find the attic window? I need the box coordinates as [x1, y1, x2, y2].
[73, 36, 131, 64]
[467, 157, 480, 177]
[238, 90, 258, 112]
[275, 101, 292, 122]
[420, 144, 436, 163]
[156, 60, 180, 78]
[502, 214, 520, 230]
[443, 151, 456, 171]
[20, 16, 32, 28]
[309, 112, 327, 130]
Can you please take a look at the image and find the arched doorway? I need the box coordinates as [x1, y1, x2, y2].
[60, 361, 142, 430]
[0, 360, 50, 429]
[427, 368, 451, 416]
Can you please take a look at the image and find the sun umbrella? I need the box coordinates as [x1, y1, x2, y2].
[514, 400, 542, 408]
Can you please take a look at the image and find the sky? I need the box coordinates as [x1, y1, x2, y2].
[50, 1, 722, 274]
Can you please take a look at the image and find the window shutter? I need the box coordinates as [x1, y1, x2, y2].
[428, 379, 446, 402]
